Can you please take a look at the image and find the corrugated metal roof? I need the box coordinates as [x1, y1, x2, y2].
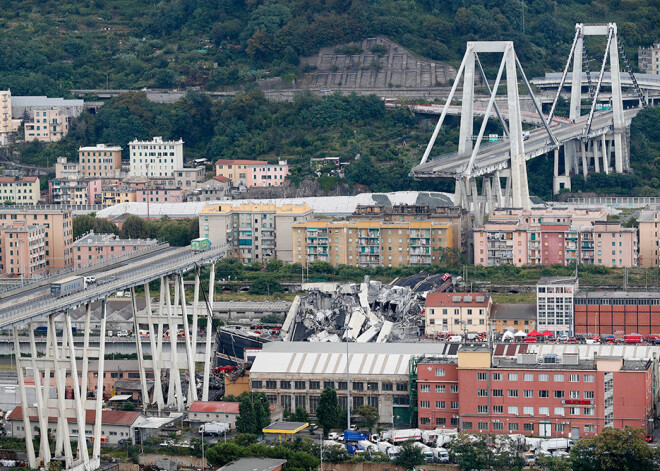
[251, 342, 457, 376]
[189, 401, 239, 414]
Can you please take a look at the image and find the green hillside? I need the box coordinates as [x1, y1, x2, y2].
[0, 0, 656, 94]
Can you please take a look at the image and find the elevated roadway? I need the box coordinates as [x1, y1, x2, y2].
[0, 245, 227, 330]
[532, 72, 660, 93]
[412, 108, 640, 179]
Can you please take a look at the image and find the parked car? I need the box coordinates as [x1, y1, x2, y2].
[84, 276, 97, 284]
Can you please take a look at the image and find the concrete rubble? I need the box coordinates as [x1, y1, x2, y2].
[281, 274, 457, 343]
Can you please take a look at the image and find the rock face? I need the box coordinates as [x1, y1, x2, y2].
[299, 37, 456, 89]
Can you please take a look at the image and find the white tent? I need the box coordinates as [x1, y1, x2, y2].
[514, 330, 528, 337]
[502, 331, 515, 341]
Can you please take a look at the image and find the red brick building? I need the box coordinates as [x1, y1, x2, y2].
[417, 347, 654, 439]
[574, 291, 660, 337]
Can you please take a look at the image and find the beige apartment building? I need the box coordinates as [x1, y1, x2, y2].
[79, 144, 123, 178]
[101, 189, 137, 206]
[0, 177, 40, 205]
[199, 203, 314, 263]
[424, 292, 492, 335]
[0, 91, 21, 144]
[637, 205, 660, 267]
[0, 208, 73, 269]
[55, 157, 79, 179]
[0, 224, 46, 277]
[24, 108, 68, 142]
[292, 220, 454, 267]
[639, 44, 660, 75]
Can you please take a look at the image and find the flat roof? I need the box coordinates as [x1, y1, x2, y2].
[537, 276, 578, 285]
[491, 303, 537, 320]
[219, 458, 287, 471]
[575, 290, 660, 299]
[263, 421, 309, 434]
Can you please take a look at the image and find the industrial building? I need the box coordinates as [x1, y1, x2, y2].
[249, 342, 460, 424]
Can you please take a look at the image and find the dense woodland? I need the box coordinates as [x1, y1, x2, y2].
[0, 0, 657, 94]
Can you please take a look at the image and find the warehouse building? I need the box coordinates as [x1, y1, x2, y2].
[249, 342, 460, 425]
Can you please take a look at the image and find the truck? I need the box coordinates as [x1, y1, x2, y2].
[199, 422, 230, 436]
[51, 276, 85, 297]
[377, 441, 393, 454]
[387, 446, 401, 460]
[540, 438, 572, 452]
[191, 237, 211, 251]
[343, 430, 369, 442]
[380, 428, 422, 443]
[411, 442, 434, 462]
[433, 447, 450, 463]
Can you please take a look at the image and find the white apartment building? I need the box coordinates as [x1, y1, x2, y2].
[0, 91, 20, 145]
[536, 276, 579, 337]
[129, 137, 184, 178]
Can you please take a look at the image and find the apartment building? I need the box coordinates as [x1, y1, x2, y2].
[250, 342, 457, 424]
[101, 189, 137, 206]
[574, 291, 660, 337]
[78, 144, 122, 178]
[537, 276, 579, 337]
[129, 137, 184, 178]
[136, 188, 184, 203]
[490, 303, 536, 334]
[55, 157, 80, 179]
[73, 231, 157, 268]
[473, 208, 637, 268]
[0, 177, 40, 205]
[424, 292, 492, 336]
[0, 207, 73, 269]
[187, 176, 231, 201]
[49, 178, 101, 205]
[174, 167, 206, 191]
[292, 220, 454, 268]
[0, 90, 21, 144]
[417, 348, 654, 438]
[0, 224, 46, 277]
[199, 203, 313, 263]
[24, 108, 68, 142]
[351, 204, 467, 251]
[215, 159, 289, 187]
[639, 44, 660, 75]
[637, 205, 660, 267]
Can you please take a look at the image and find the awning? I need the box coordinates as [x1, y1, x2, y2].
[514, 330, 528, 337]
[108, 395, 133, 402]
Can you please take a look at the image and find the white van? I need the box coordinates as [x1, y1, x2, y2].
[448, 335, 462, 343]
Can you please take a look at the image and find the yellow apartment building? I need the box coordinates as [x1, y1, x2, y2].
[101, 189, 137, 206]
[79, 144, 123, 178]
[292, 220, 454, 267]
[0, 177, 40, 205]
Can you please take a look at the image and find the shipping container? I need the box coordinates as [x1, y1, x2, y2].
[50, 276, 84, 297]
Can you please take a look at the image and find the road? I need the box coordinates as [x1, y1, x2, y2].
[412, 108, 640, 179]
[0, 245, 227, 330]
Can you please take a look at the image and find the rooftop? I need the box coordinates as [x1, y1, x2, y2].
[189, 401, 240, 414]
[0, 177, 38, 184]
[425, 292, 490, 308]
[200, 203, 313, 215]
[79, 144, 122, 151]
[491, 303, 537, 320]
[492, 357, 651, 371]
[218, 458, 287, 471]
[575, 290, 660, 300]
[8, 406, 141, 425]
[537, 276, 578, 285]
[73, 231, 157, 247]
[216, 159, 269, 165]
[263, 421, 308, 433]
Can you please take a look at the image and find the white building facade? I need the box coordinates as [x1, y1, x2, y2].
[536, 276, 579, 337]
[129, 137, 184, 178]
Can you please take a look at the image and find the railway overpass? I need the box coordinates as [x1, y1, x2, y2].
[1, 245, 227, 471]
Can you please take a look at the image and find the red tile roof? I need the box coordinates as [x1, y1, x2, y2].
[425, 292, 491, 308]
[189, 401, 240, 414]
[0, 177, 38, 183]
[8, 406, 141, 425]
[215, 159, 267, 166]
[212, 175, 231, 182]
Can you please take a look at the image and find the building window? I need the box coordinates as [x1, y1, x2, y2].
[420, 417, 431, 425]
[367, 382, 378, 391]
[477, 389, 488, 397]
[352, 382, 364, 391]
[508, 390, 519, 398]
[524, 423, 534, 432]
[584, 374, 594, 383]
[396, 382, 408, 391]
[477, 372, 488, 381]
[324, 381, 335, 389]
[337, 382, 347, 390]
[251, 380, 263, 389]
[584, 391, 594, 399]
[435, 385, 446, 393]
[539, 390, 549, 398]
[508, 406, 518, 415]
[436, 401, 446, 409]
[523, 373, 534, 381]
[523, 406, 534, 415]
[451, 401, 459, 409]
[450, 385, 459, 393]
[266, 380, 276, 389]
[554, 390, 565, 399]
[280, 380, 291, 389]
[584, 424, 595, 433]
[538, 374, 549, 382]
[420, 401, 430, 409]
[493, 406, 503, 414]
[382, 382, 393, 391]
[539, 407, 550, 416]
[478, 405, 488, 413]
[508, 373, 518, 381]
[420, 384, 431, 393]
[554, 407, 565, 416]
[493, 422, 504, 431]
[569, 407, 581, 415]
[436, 418, 446, 426]
[554, 374, 565, 382]
[584, 408, 595, 416]
[294, 381, 306, 390]
[492, 389, 503, 397]
[523, 390, 534, 398]
[508, 423, 519, 431]
[492, 373, 502, 381]
[569, 374, 580, 382]
[478, 422, 488, 431]
[463, 422, 472, 430]
[435, 368, 445, 377]
[309, 381, 320, 390]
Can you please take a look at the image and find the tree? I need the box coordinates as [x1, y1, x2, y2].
[354, 405, 379, 433]
[73, 214, 119, 240]
[120, 215, 149, 239]
[316, 388, 342, 436]
[248, 274, 283, 295]
[569, 427, 655, 471]
[235, 394, 256, 434]
[121, 401, 135, 411]
[393, 440, 425, 468]
[449, 433, 496, 471]
[253, 393, 272, 432]
[288, 406, 310, 423]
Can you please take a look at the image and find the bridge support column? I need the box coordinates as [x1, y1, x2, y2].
[14, 306, 105, 471]
[553, 148, 571, 194]
[581, 141, 588, 180]
[601, 134, 609, 174]
[202, 263, 216, 402]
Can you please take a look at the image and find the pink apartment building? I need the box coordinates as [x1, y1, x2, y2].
[0, 224, 46, 277]
[473, 209, 637, 268]
[215, 159, 289, 187]
[73, 231, 157, 268]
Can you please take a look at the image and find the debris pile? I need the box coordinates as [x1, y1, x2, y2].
[281, 274, 456, 343]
